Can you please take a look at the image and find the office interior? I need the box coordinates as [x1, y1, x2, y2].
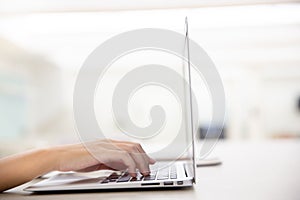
[0, 0, 300, 158]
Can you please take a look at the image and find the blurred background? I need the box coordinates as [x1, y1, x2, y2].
[0, 0, 300, 157]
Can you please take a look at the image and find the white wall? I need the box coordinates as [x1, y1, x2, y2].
[0, 4, 299, 155]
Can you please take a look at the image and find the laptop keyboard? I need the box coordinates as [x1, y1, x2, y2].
[101, 164, 177, 184]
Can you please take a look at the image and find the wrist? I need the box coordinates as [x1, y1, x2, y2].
[47, 144, 77, 172]
[38, 147, 61, 172]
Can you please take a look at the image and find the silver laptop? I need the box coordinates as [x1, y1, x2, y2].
[25, 17, 197, 192]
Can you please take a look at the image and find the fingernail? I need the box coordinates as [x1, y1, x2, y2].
[142, 172, 150, 176]
[130, 172, 137, 177]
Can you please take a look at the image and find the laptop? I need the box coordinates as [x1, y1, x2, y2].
[25, 17, 197, 192]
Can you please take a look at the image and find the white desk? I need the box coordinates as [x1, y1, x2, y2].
[2, 140, 300, 200]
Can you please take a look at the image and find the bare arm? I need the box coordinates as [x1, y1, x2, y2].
[0, 148, 57, 192]
[0, 139, 155, 192]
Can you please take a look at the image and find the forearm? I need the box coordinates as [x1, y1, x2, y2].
[0, 148, 58, 192]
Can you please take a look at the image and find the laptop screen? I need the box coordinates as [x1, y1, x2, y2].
[182, 17, 197, 182]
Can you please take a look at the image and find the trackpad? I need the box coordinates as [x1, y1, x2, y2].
[32, 171, 113, 187]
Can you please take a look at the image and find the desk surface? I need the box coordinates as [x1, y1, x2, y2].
[2, 140, 300, 200]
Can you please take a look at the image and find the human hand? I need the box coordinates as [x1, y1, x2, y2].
[53, 139, 156, 177]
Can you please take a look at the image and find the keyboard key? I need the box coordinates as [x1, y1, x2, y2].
[108, 173, 120, 179]
[160, 168, 169, 173]
[157, 176, 169, 180]
[170, 166, 176, 173]
[157, 168, 169, 180]
[101, 179, 109, 184]
[170, 173, 177, 179]
[107, 173, 120, 182]
[117, 174, 131, 182]
[143, 174, 156, 181]
[170, 166, 177, 179]
[130, 177, 138, 182]
[150, 170, 157, 175]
